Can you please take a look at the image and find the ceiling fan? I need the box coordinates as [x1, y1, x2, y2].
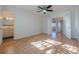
[37, 5, 53, 14]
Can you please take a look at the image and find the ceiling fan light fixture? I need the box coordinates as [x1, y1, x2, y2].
[43, 10, 46, 14]
[43, 10, 46, 12]
[37, 5, 53, 14]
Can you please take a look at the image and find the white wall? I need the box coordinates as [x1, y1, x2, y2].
[42, 14, 53, 34]
[77, 10, 79, 41]
[69, 6, 79, 40]
[42, 15, 50, 34]
[77, 8, 79, 41]
[42, 12, 65, 34]
[74, 6, 79, 41]
[71, 7, 77, 38]
[42, 16, 48, 33]
[42, 6, 79, 40]
[63, 11, 71, 39]
[7, 6, 42, 39]
[42, 11, 72, 39]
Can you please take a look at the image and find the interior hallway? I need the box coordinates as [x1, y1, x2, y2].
[0, 33, 79, 54]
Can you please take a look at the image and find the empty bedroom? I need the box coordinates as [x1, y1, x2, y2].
[0, 5, 79, 54]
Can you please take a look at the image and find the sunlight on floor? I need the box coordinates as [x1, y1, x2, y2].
[31, 39, 62, 50]
[45, 49, 55, 54]
[62, 44, 79, 53]
[43, 39, 62, 45]
[31, 39, 79, 54]
[31, 41, 53, 50]
[45, 49, 53, 54]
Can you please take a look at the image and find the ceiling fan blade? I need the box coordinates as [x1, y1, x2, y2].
[47, 10, 53, 12]
[38, 6, 43, 9]
[47, 5, 52, 9]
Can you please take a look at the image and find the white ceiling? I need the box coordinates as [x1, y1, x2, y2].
[12, 5, 72, 12]
[1, 5, 73, 15]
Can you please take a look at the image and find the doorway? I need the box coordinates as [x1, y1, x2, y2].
[52, 19, 57, 39]
[1, 10, 14, 41]
[57, 20, 63, 33]
[52, 17, 63, 39]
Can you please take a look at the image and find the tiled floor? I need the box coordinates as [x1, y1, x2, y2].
[0, 33, 79, 54]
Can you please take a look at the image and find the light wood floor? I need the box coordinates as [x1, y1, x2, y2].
[0, 33, 79, 54]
